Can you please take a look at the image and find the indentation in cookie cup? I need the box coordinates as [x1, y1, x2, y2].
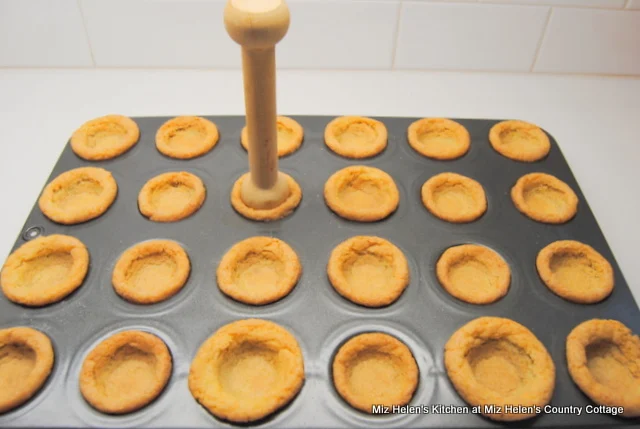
[535, 240, 614, 305]
[420, 173, 487, 224]
[488, 120, 551, 163]
[409, 172, 495, 234]
[38, 167, 119, 225]
[0, 234, 93, 310]
[64, 321, 181, 427]
[187, 319, 308, 426]
[406, 118, 471, 161]
[137, 171, 207, 223]
[565, 319, 640, 419]
[322, 236, 416, 315]
[443, 317, 556, 422]
[324, 116, 388, 160]
[97, 238, 196, 318]
[321, 180, 411, 240]
[155, 116, 220, 160]
[323, 166, 400, 223]
[215, 236, 302, 307]
[112, 239, 191, 305]
[319, 320, 436, 427]
[0, 321, 62, 421]
[70, 115, 140, 162]
[419, 238, 523, 318]
[435, 243, 511, 306]
[510, 173, 578, 225]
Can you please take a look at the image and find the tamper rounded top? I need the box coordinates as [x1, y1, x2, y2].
[224, 0, 290, 49]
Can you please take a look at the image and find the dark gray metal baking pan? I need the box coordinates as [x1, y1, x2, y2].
[0, 116, 638, 429]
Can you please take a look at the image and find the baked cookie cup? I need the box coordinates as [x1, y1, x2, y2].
[324, 166, 399, 222]
[217, 236, 301, 305]
[324, 116, 387, 159]
[421, 173, 487, 223]
[1, 234, 89, 307]
[537, 240, 614, 304]
[0, 327, 54, 414]
[112, 240, 190, 304]
[489, 120, 550, 162]
[39, 167, 117, 225]
[436, 244, 510, 305]
[332, 332, 419, 414]
[444, 317, 555, 421]
[230, 173, 302, 221]
[71, 115, 139, 161]
[241, 116, 303, 157]
[327, 236, 409, 307]
[511, 173, 578, 224]
[188, 319, 304, 423]
[566, 319, 640, 418]
[79, 330, 172, 414]
[407, 118, 470, 160]
[138, 171, 206, 222]
[156, 116, 219, 159]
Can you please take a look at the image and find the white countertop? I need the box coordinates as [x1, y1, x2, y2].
[0, 69, 638, 300]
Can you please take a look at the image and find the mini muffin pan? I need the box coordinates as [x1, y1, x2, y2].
[1, 116, 639, 428]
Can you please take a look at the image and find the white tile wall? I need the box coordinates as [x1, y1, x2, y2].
[626, 0, 640, 9]
[534, 8, 640, 75]
[394, 3, 549, 71]
[80, 0, 238, 68]
[0, 0, 92, 67]
[479, 0, 625, 8]
[0, 0, 638, 75]
[278, 1, 399, 69]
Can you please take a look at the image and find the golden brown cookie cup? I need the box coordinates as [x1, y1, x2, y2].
[241, 116, 303, 157]
[230, 173, 302, 222]
[407, 118, 470, 160]
[0, 234, 89, 307]
[217, 237, 301, 305]
[324, 116, 387, 159]
[489, 120, 550, 162]
[537, 240, 613, 304]
[156, 116, 219, 159]
[444, 317, 555, 421]
[436, 244, 510, 304]
[327, 236, 409, 307]
[79, 330, 172, 414]
[71, 115, 139, 161]
[138, 171, 206, 222]
[421, 173, 487, 223]
[188, 319, 304, 423]
[0, 327, 54, 414]
[511, 173, 578, 224]
[566, 319, 640, 418]
[332, 332, 418, 413]
[324, 166, 399, 222]
[112, 240, 190, 304]
[38, 167, 117, 225]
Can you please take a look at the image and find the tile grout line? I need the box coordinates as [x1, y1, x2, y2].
[1, 66, 639, 79]
[76, 0, 96, 68]
[530, 7, 553, 73]
[474, 0, 627, 10]
[390, 1, 404, 71]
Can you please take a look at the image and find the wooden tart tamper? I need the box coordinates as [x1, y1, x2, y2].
[224, 0, 291, 210]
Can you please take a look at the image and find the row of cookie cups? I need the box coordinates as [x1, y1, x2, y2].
[36, 159, 579, 227]
[70, 114, 550, 163]
[0, 232, 615, 327]
[2, 316, 637, 425]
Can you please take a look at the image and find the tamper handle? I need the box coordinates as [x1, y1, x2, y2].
[224, 0, 290, 200]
